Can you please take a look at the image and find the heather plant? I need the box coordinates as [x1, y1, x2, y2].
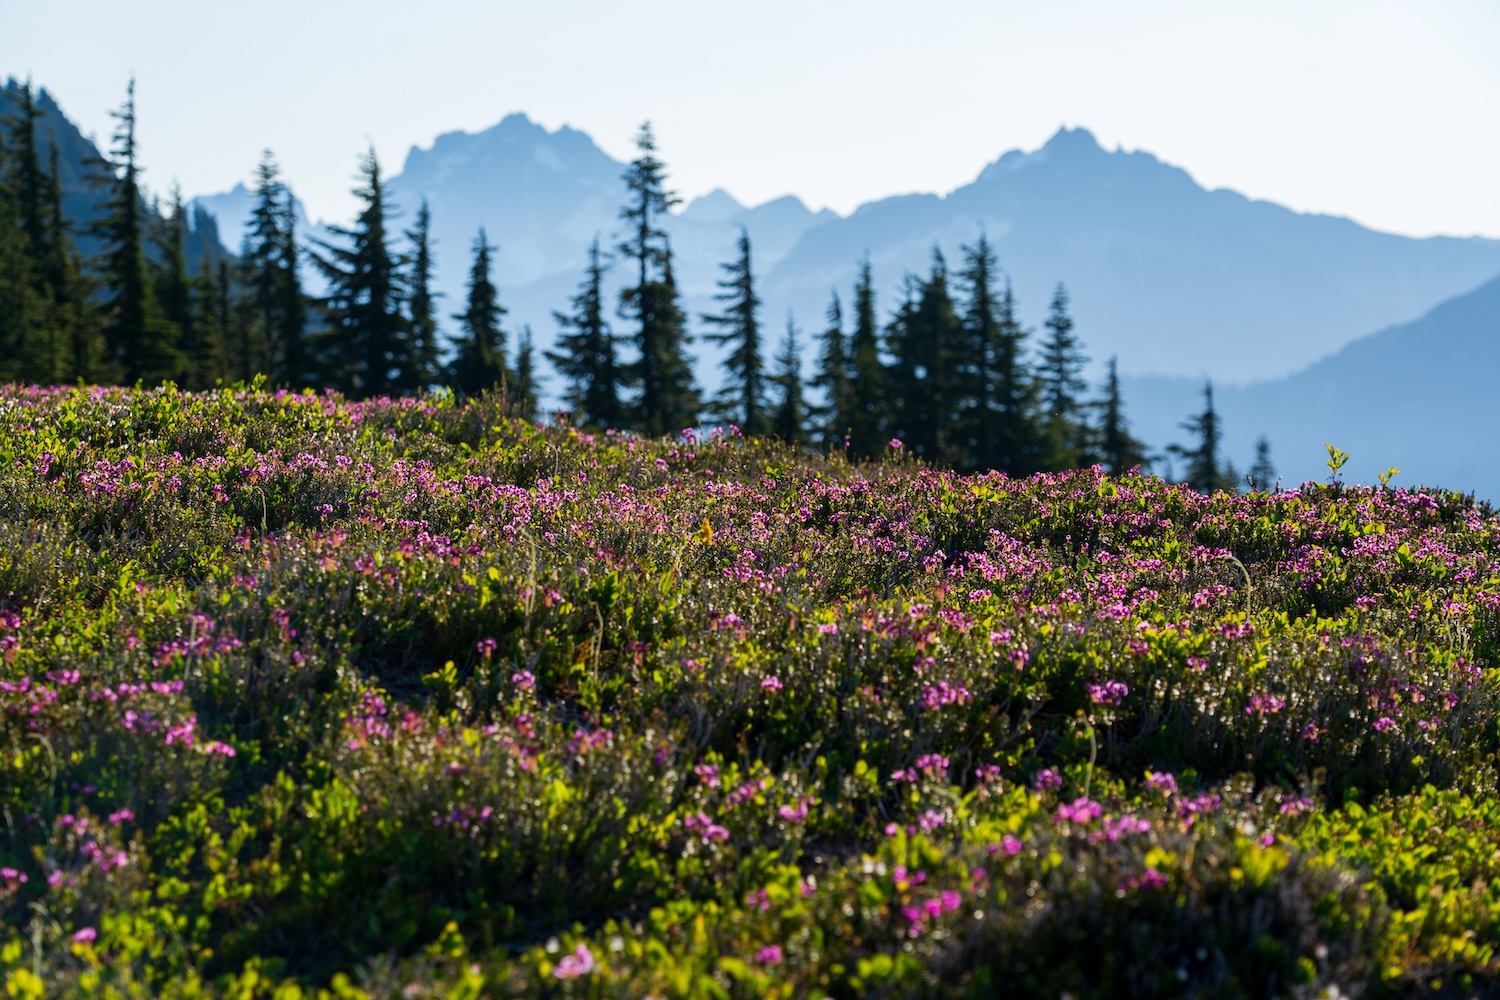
[0, 384, 1497, 997]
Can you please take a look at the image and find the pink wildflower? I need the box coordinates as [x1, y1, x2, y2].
[552, 943, 595, 979]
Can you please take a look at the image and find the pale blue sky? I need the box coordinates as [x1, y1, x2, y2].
[5, 0, 1498, 238]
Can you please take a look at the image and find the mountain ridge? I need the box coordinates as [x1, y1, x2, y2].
[1122, 272, 1500, 502]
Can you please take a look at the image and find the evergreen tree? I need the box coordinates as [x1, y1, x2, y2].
[1093, 356, 1149, 475]
[245, 150, 309, 386]
[1037, 282, 1089, 469]
[0, 79, 62, 384]
[616, 123, 697, 435]
[992, 278, 1036, 473]
[449, 228, 508, 396]
[0, 91, 34, 381]
[5, 81, 46, 257]
[846, 258, 885, 456]
[155, 185, 195, 384]
[45, 143, 97, 382]
[909, 248, 963, 464]
[809, 290, 851, 450]
[1246, 436, 1277, 491]
[0, 132, 32, 383]
[189, 247, 231, 387]
[401, 199, 442, 393]
[91, 79, 179, 384]
[547, 238, 622, 427]
[880, 274, 921, 450]
[702, 226, 765, 433]
[274, 179, 308, 387]
[1171, 380, 1234, 493]
[514, 325, 539, 422]
[311, 147, 406, 397]
[957, 233, 1033, 474]
[769, 312, 806, 443]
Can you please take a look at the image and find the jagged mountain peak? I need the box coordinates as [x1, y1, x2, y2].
[681, 188, 746, 224]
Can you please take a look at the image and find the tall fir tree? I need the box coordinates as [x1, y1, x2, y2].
[701, 226, 765, 433]
[189, 247, 231, 387]
[45, 143, 97, 382]
[880, 275, 920, 449]
[846, 258, 885, 457]
[449, 228, 508, 396]
[1, 80, 63, 383]
[957, 233, 1033, 474]
[244, 150, 309, 386]
[617, 123, 698, 435]
[1093, 356, 1150, 475]
[401, 199, 442, 393]
[809, 290, 851, 450]
[514, 325, 539, 422]
[154, 185, 195, 386]
[0, 86, 39, 382]
[769, 312, 807, 443]
[1036, 282, 1089, 469]
[991, 276, 1036, 473]
[546, 238, 622, 427]
[6, 81, 46, 258]
[0, 126, 32, 383]
[1171, 380, 1234, 493]
[311, 147, 406, 397]
[909, 248, 963, 464]
[91, 79, 179, 385]
[274, 178, 308, 387]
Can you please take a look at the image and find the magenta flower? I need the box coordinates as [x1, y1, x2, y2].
[1145, 771, 1178, 795]
[921, 682, 972, 711]
[888, 438, 903, 450]
[755, 944, 783, 965]
[777, 798, 809, 822]
[552, 943, 595, 979]
[761, 675, 784, 692]
[1086, 680, 1129, 705]
[1032, 768, 1063, 791]
[1054, 797, 1103, 825]
[71, 927, 97, 944]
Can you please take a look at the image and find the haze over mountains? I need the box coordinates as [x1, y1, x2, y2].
[1124, 273, 1500, 502]
[191, 113, 1500, 382]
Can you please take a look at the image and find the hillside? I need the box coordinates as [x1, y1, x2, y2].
[0, 385, 1498, 995]
[1124, 272, 1500, 500]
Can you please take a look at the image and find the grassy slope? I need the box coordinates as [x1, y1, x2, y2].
[0, 385, 1497, 998]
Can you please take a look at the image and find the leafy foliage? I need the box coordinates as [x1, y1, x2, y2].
[0, 385, 1494, 996]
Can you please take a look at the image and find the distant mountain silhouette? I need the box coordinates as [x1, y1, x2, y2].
[194, 118, 1499, 392]
[1123, 273, 1500, 501]
[763, 126, 1500, 382]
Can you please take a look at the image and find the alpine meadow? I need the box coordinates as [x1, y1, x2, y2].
[2, 43, 1500, 1000]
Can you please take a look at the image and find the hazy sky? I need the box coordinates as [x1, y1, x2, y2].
[5, 0, 1498, 238]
